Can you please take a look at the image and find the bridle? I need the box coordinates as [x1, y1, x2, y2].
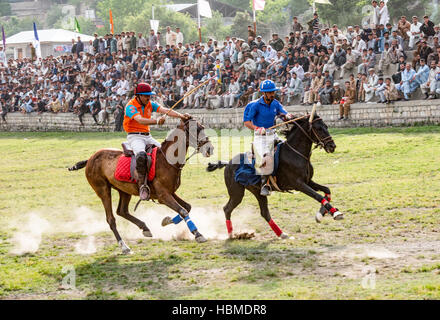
[284, 116, 334, 162]
[160, 119, 211, 170]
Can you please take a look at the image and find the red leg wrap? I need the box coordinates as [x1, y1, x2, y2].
[321, 198, 329, 206]
[325, 193, 331, 202]
[268, 219, 283, 237]
[226, 220, 233, 234]
[329, 207, 337, 214]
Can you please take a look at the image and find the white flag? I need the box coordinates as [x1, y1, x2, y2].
[314, 0, 332, 4]
[198, 0, 212, 18]
[253, 0, 266, 11]
[150, 20, 159, 34]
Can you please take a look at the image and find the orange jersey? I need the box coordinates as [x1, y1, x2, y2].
[123, 97, 161, 133]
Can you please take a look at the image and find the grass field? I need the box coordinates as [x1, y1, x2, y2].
[0, 126, 440, 300]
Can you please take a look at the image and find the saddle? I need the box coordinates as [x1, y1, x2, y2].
[115, 143, 157, 184]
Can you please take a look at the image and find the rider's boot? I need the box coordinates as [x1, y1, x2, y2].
[136, 152, 150, 201]
[260, 175, 271, 196]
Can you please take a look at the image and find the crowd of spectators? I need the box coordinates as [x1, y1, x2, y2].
[1, 0, 440, 125]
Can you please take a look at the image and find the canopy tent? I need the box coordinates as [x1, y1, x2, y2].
[5, 29, 94, 59]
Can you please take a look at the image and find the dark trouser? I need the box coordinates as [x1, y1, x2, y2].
[1, 110, 7, 122]
[136, 152, 148, 187]
[78, 111, 86, 125]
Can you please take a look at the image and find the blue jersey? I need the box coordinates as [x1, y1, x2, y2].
[243, 97, 287, 128]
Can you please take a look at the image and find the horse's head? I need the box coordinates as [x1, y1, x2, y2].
[307, 113, 336, 153]
[180, 117, 214, 158]
[282, 114, 336, 153]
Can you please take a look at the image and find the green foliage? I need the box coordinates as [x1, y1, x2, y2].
[202, 10, 232, 42]
[0, 2, 11, 17]
[54, 16, 98, 36]
[46, 5, 66, 28]
[0, 16, 36, 37]
[256, 0, 290, 29]
[230, 11, 253, 40]
[96, 0, 197, 42]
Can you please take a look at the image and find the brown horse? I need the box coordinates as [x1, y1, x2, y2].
[69, 119, 214, 254]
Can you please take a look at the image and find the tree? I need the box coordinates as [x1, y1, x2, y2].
[0, 2, 11, 17]
[0, 16, 36, 37]
[202, 10, 232, 42]
[231, 11, 253, 40]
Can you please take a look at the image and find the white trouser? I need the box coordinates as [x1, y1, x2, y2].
[126, 133, 160, 155]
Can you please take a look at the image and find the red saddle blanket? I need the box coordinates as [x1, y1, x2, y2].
[114, 147, 158, 184]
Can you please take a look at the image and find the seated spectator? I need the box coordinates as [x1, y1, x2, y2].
[384, 77, 399, 103]
[421, 60, 440, 99]
[332, 82, 345, 105]
[396, 63, 418, 101]
[318, 79, 334, 105]
[374, 77, 387, 103]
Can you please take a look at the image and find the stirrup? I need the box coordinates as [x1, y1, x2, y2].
[260, 183, 272, 196]
[139, 184, 150, 201]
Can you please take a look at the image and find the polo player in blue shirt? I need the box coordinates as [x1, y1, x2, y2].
[243, 79, 294, 196]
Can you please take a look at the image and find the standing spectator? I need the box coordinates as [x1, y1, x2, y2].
[339, 81, 356, 120]
[307, 12, 319, 31]
[148, 29, 158, 49]
[76, 37, 84, 55]
[176, 27, 184, 45]
[247, 26, 256, 39]
[93, 33, 99, 54]
[165, 26, 177, 47]
[292, 17, 303, 33]
[421, 15, 435, 38]
[408, 16, 423, 49]
[378, 1, 389, 26]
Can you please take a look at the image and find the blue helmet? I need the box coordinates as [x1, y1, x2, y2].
[259, 79, 279, 92]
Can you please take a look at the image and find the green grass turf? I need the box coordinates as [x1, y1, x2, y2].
[0, 126, 439, 299]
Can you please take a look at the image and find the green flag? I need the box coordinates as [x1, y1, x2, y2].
[74, 17, 81, 33]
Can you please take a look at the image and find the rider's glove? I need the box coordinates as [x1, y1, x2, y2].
[255, 127, 266, 135]
[285, 113, 294, 120]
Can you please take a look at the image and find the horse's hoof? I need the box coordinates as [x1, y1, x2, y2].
[280, 232, 290, 239]
[195, 234, 207, 243]
[143, 230, 153, 237]
[315, 209, 325, 223]
[119, 240, 132, 255]
[161, 216, 173, 227]
[333, 211, 344, 220]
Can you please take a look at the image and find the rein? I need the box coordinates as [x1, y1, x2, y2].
[283, 117, 333, 163]
[158, 119, 210, 170]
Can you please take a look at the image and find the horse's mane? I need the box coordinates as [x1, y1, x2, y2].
[280, 115, 311, 138]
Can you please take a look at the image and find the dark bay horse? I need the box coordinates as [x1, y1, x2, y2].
[69, 119, 214, 254]
[207, 114, 343, 239]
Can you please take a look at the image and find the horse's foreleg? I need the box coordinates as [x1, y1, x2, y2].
[249, 187, 289, 239]
[116, 190, 152, 238]
[158, 191, 207, 243]
[308, 180, 332, 222]
[296, 182, 343, 222]
[161, 193, 191, 227]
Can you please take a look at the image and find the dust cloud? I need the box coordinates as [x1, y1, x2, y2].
[7, 206, 255, 255]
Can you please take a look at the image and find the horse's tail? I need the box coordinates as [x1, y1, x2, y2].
[68, 160, 88, 171]
[206, 161, 228, 172]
